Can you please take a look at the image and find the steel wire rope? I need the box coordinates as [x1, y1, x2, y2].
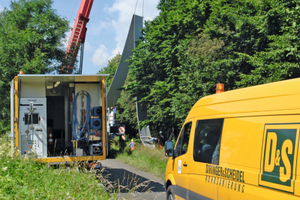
[134, 0, 144, 17]
[69, 0, 78, 23]
[134, 0, 138, 14]
[142, 0, 144, 17]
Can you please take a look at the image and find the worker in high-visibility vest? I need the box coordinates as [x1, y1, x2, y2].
[128, 139, 135, 151]
[158, 131, 165, 150]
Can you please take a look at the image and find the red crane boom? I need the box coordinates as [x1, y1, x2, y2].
[60, 0, 94, 74]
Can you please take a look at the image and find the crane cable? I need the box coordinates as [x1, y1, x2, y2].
[134, 0, 145, 17]
[69, 0, 79, 23]
[72, 90, 91, 141]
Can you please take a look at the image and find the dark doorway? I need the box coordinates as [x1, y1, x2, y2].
[47, 96, 66, 156]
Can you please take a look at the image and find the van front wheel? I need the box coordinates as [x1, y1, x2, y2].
[166, 186, 174, 200]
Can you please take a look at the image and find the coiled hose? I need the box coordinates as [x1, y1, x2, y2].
[72, 91, 91, 141]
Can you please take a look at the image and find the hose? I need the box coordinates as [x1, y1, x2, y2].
[72, 90, 91, 141]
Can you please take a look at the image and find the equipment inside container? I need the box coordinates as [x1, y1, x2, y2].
[46, 82, 103, 157]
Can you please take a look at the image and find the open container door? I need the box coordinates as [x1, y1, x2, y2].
[10, 79, 15, 149]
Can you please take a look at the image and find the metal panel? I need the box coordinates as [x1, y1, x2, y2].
[139, 126, 154, 147]
[19, 98, 47, 157]
[10, 80, 15, 147]
[75, 83, 101, 108]
[105, 14, 151, 143]
[18, 74, 108, 84]
[20, 82, 45, 98]
[107, 15, 143, 107]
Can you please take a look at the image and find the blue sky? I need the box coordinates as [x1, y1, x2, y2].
[0, 0, 160, 74]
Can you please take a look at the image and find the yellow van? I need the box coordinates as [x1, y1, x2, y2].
[164, 78, 300, 199]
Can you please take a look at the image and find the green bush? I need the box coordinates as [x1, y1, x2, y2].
[0, 135, 115, 199]
[116, 141, 169, 179]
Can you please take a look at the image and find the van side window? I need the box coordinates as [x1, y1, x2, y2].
[175, 122, 192, 157]
[193, 119, 224, 164]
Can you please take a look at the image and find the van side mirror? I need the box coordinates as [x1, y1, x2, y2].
[165, 141, 173, 157]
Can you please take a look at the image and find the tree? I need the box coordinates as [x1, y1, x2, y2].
[236, 0, 300, 86]
[98, 54, 139, 137]
[0, 0, 69, 133]
[125, 0, 300, 135]
[115, 76, 138, 138]
[126, 0, 212, 133]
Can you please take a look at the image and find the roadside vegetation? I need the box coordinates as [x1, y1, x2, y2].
[110, 136, 169, 180]
[2, 0, 298, 196]
[99, 0, 300, 140]
[0, 135, 115, 199]
[0, 0, 71, 134]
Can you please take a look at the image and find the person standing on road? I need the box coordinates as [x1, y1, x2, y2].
[158, 131, 165, 150]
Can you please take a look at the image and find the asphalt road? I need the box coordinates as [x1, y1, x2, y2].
[101, 158, 166, 200]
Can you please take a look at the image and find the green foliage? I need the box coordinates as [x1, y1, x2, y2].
[116, 142, 169, 179]
[127, 0, 212, 133]
[236, 0, 300, 86]
[98, 53, 121, 90]
[115, 75, 138, 138]
[0, 0, 69, 134]
[124, 0, 300, 134]
[98, 53, 138, 136]
[0, 135, 113, 199]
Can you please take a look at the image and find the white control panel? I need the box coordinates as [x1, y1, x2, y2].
[19, 98, 47, 158]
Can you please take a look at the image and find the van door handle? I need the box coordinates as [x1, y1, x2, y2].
[183, 163, 188, 167]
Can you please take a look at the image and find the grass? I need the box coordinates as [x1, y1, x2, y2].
[0, 133, 169, 199]
[0, 135, 116, 200]
[111, 136, 169, 180]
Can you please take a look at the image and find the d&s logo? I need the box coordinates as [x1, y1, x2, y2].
[259, 124, 299, 193]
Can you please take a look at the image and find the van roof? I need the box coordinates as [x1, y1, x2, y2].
[17, 74, 109, 84]
[188, 78, 300, 119]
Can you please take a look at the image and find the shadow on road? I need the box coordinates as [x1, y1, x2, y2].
[102, 167, 165, 193]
